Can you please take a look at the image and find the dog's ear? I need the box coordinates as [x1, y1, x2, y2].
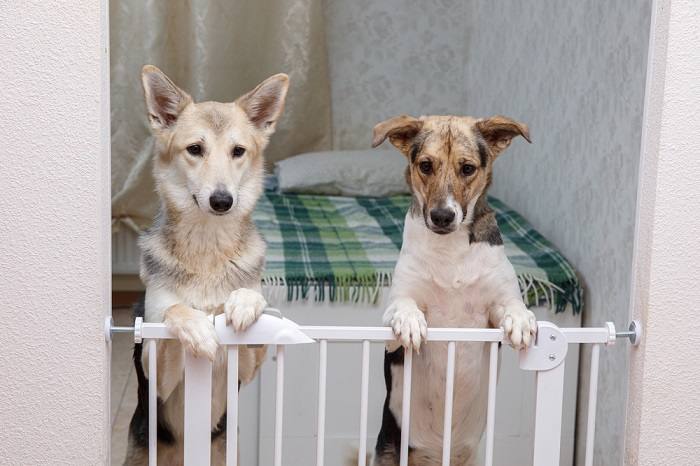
[141, 65, 192, 131]
[371, 115, 424, 154]
[475, 116, 531, 158]
[237, 74, 290, 134]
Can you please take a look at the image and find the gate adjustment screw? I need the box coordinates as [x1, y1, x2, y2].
[548, 353, 556, 361]
[549, 334, 556, 341]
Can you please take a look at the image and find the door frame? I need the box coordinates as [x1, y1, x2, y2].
[624, 0, 700, 463]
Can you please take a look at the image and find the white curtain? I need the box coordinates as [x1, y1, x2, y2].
[110, 0, 331, 229]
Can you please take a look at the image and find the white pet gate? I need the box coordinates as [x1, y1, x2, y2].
[107, 312, 641, 466]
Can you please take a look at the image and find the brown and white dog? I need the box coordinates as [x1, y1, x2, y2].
[125, 66, 289, 465]
[371, 115, 537, 466]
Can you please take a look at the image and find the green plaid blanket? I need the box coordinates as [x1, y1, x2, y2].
[253, 193, 582, 313]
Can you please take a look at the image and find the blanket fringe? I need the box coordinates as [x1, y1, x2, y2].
[262, 271, 581, 314]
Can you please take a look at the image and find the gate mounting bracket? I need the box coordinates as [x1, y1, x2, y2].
[519, 321, 568, 371]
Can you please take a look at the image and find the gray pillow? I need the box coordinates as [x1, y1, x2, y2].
[275, 150, 410, 197]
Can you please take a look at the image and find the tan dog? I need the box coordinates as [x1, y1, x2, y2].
[125, 66, 289, 465]
[371, 115, 537, 466]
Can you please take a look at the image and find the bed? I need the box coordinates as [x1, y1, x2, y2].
[255, 191, 582, 314]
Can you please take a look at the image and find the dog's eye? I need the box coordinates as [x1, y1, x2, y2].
[186, 144, 203, 156]
[232, 146, 246, 158]
[418, 160, 433, 175]
[461, 164, 477, 176]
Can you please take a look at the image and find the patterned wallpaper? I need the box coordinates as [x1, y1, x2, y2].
[324, 0, 469, 149]
[325, 1, 652, 465]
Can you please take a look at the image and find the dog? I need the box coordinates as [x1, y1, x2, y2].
[124, 65, 289, 465]
[369, 115, 537, 466]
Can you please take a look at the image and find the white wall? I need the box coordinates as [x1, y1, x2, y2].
[626, 0, 700, 463]
[326, 1, 652, 464]
[0, 1, 111, 464]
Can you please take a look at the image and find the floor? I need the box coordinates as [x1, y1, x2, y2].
[111, 306, 138, 466]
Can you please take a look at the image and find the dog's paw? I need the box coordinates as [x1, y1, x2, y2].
[225, 288, 267, 332]
[500, 303, 537, 350]
[387, 300, 427, 352]
[166, 309, 219, 361]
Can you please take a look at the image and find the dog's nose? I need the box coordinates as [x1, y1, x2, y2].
[209, 190, 234, 212]
[430, 208, 456, 228]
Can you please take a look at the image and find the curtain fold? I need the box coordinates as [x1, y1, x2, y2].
[110, 0, 332, 229]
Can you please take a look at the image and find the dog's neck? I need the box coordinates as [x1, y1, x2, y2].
[156, 203, 254, 272]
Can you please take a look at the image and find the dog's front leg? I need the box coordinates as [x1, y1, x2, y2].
[384, 296, 427, 353]
[164, 303, 220, 359]
[489, 295, 537, 350]
[141, 303, 219, 401]
[483, 257, 537, 349]
[224, 285, 267, 332]
[142, 288, 219, 400]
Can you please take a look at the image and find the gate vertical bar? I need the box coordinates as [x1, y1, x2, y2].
[399, 348, 413, 466]
[227, 346, 240, 466]
[148, 340, 157, 466]
[484, 341, 499, 466]
[274, 345, 285, 466]
[358, 340, 371, 466]
[441, 341, 456, 466]
[532, 362, 566, 466]
[316, 340, 328, 466]
[584, 344, 601, 466]
[184, 351, 213, 466]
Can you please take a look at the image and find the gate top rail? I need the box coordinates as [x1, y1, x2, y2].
[105, 309, 641, 347]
